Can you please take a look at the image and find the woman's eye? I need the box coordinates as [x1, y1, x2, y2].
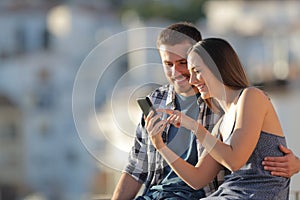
[194, 69, 201, 74]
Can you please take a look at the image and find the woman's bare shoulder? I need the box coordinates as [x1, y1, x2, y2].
[242, 87, 269, 101]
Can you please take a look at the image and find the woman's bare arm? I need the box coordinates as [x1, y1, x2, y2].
[165, 88, 274, 172]
[145, 111, 222, 190]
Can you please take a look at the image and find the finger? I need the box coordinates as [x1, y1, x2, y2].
[144, 111, 152, 125]
[172, 121, 181, 128]
[262, 158, 287, 167]
[157, 109, 176, 115]
[167, 115, 177, 124]
[263, 165, 293, 178]
[145, 112, 159, 129]
[145, 111, 159, 122]
[262, 161, 289, 173]
[156, 121, 167, 134]
[148, 110, 156, 118]
[174, 113, 181, 121]
[270, 171, 290, 178]
[263, 165, 287, 172]
[149, 120, 166, 136]
[167, 116, 181, 128]
[263, 164, 291, 178]
[145, 116, 151, 129]
[278, 144, 292, 154]
[148, 114, 161, 127]
[263, 156, 287, 162]
[156, 108, 166, 113]
[173, 115, 181, 128]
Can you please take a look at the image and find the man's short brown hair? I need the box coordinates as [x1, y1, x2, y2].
[157, 22, 202, 47]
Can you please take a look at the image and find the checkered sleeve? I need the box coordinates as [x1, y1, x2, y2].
[123, 119, 149, 183]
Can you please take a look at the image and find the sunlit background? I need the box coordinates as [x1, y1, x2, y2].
[0, 0, 300, 199]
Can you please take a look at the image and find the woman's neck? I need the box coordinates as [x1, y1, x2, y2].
[217, 88, 243, 113]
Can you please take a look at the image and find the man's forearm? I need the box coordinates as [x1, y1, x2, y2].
[112, 172, 142, 200]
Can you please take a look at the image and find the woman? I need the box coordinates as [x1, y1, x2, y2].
[145, 38, 290, 199]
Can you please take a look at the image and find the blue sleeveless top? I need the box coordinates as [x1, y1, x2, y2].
[202, 131, 290, 200]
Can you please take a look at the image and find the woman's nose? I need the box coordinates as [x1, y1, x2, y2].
[189, 73, 197, 84]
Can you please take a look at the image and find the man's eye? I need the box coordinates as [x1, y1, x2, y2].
[179, 61, 187, 65]
[164, 63, 173, 67]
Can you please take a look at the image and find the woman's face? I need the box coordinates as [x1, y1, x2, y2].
[187, 51, 219, 99]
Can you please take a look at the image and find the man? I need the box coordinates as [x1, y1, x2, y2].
[112, 22, 299, 199]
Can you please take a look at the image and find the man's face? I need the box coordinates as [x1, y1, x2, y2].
[159, 42, 198, 96]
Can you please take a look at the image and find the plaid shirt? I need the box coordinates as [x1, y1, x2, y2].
[124, 84, 226, 196]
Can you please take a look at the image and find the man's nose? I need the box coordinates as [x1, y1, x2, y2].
[171, 65, 184, 78]
[173, 63, 185, 73]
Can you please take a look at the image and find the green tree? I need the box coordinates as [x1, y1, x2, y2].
[119, 0, 209, 22]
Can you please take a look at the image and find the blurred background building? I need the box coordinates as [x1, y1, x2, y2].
[0, 0, 299, 200]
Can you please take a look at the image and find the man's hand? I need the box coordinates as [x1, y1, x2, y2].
[263, 144, 300, 178]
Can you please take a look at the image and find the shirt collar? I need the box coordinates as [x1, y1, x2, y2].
[197, 95, 205, 105]
[167, 85, 204, 108]
[166, 84, 176, 107]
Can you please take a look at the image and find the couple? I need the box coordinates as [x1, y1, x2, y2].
[112, 22, 299, 199]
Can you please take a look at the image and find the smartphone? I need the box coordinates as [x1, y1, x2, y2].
[136, 97, 157, 117]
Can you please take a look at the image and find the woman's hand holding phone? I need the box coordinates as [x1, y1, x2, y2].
[145, 110, 167, 149]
